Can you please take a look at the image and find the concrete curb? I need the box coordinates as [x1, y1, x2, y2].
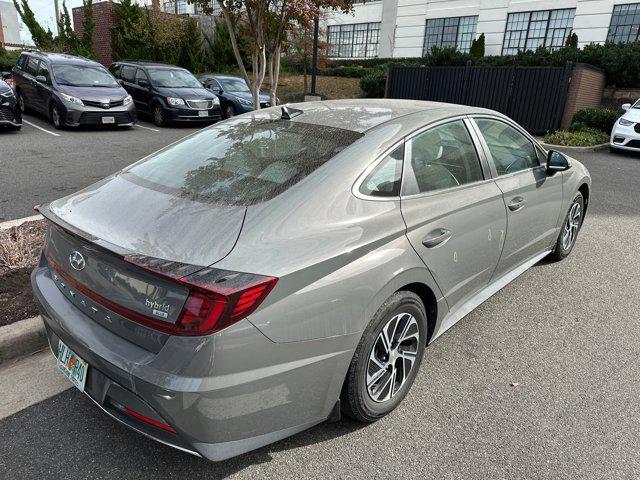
[0, 214, 43, 230]
[538, 142, 609, 153]
[0, 316, 47, 364]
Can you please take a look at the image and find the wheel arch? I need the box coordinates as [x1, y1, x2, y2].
[578, 182, 590, 217]
[395, 282, 438, 343]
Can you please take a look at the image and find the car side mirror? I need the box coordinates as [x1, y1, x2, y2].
[1, 71, 11, 80]
[547, 150, 570, 174]
[35, 75, 47, 84]
[622, 103, 631, 112]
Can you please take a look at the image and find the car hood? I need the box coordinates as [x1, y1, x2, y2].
[46, 173, 246, 268]
[227, 91, 270, 103]
[621, 108, 640, 123]
[155, 86, 215, 100]
[58, 85, 128, 102]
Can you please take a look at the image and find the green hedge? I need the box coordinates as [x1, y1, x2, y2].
[0, 47, 20, 71]
[544, 127, 609, 147]
[360, 67, 386, 98]
[571, 108, 620, 134]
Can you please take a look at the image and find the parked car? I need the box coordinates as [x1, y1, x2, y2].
[610, 100, 640, 153]
[1, 71, 14, 88]
[12, 50, 136, 129]
[198, 74, 272, 118]
[0, 77, 21, 131]
[110, 61, 221, 127]
[32, 99, 591, 461]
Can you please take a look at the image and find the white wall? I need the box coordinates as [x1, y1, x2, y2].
[325, 0, 640, 58]
[0, 1, 21, 45]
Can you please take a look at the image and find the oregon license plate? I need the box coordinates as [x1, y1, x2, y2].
[57, 340, 88, 391]
[198, 110, 208, 117]
[102, 116, 115, 124]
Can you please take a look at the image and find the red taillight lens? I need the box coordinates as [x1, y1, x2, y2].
[123, 407, 176, 433]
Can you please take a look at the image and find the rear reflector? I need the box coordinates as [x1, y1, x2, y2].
[123, 407, 176, 433]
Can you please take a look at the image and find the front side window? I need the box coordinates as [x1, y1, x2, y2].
[218, 77, 249, 92]
[359, 144, 404, 197]
[502, 9, 575, 55]
[120, 65, 135, 83]
[327, 22, 380, 58]
[608, 3, 640, 43]
[135, 68, 149, 85]
[147, 68, 201, 88]
[52, 64, 119, 88]
[37, 63, 51, 83]
[25, 57, 39, 76]
[125, 120, 363, 205]
[423, 16, 478, 54]
[407, 120, 484, 195]
[474, 118, 538, 175]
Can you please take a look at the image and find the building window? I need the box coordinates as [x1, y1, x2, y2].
[163, 0, 187, 14]
[327, 22, 380, 58]
[608, 3, 640, 43]
[194, 0, 221, 15]
[423, 16, 478, 54]
[502, 8, 575, 55]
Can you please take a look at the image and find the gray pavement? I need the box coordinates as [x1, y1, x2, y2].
[1, 147, 640, 479]
[0, 112, 205, 221]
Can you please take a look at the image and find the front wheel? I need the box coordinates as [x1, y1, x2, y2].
[341, 291, 427, 422]
[152, 104, 167, 127]
[549, 192, 584, 261]
[225, 104, 236, 118]
[50, 104, 63, 130]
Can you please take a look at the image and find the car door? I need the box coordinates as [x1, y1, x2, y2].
[119, 65, 140, 106]
[133, 68, 153, 111]
[401, 117, 507, 314]
[21, 56, 40, 109]
[470, 116, 563, 280]
[35, 61, 53, 115]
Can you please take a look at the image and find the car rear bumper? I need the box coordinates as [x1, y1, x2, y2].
[62, 103, 137, 127]
[31, 258, 357, 461]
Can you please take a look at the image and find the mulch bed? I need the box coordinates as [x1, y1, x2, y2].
[0, 220, 47, 327]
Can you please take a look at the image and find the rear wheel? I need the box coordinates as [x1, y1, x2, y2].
[342, 291, 427, 422]
[549, 192, 584, 261]
[152, 104, 167, 127]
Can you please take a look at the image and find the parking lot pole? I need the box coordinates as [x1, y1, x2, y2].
[311, 16, 319, 95]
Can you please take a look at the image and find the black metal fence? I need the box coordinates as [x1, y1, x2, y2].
[385, 62, 574, 134]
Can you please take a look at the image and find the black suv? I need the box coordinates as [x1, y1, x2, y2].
[0, 77, 21, 131]
[12, 50, 136, 129]
[109, 61, 221, 127]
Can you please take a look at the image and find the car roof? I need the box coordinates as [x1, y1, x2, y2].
[115, 61, 181, 69]
[23, 51, 97, 66]
[277, 99, 498, 134]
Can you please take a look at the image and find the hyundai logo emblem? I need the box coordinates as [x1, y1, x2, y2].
[69, 251, 86, 271]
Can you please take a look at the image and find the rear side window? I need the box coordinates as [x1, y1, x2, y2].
[406, 120, 484, 195]
[120, 65, 136, 83]
[110, 64, 121, 78]
[25, 57, 39, 76]
[359, 144, 404, 197]
[16, 54, 27, 69]
[125, 120, 363, 205]
[474, 118, 538, 175]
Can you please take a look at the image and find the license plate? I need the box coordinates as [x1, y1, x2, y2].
[102, 116, 115, 124]
[198, 110, 208, 117]
[57, 340, 88, 391]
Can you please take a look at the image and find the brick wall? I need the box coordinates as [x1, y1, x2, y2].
[561, 63, 606, 130]
[72, 1, 116, 67]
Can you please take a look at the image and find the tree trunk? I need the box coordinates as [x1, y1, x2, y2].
[268, 45, 280, 106]
[303, 59, 308, 95]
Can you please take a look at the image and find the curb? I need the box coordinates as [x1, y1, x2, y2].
[0, 214, 43, 231]
[538, 142, 609, 153]
[0, 316, 47, 364]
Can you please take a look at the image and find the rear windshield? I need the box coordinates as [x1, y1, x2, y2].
[124, 119, 362, 205]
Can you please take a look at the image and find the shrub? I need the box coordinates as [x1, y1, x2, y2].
[571, 108, 620, 134]
[544, 127, 609, 147]
[0, 46, 21, 70]
[320, 66, 372, 78]
[470, 33, 485, 58]
[360, 67, 386, 98]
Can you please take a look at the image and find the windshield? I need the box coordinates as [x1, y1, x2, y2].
[633, 99, 640, 109]
[124, 119, 362, 205]
[219, 77, 250, 92]
[148, 68, 201, 88]
[53, 64, 119, 88]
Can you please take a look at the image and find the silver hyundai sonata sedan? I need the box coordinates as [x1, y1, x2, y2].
[32, 99, 591, 461]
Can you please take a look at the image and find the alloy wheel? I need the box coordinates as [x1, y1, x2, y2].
[51, 106, 60, 128]
[153, 106, 165, 127]
[366, 312, 420, 403]
[562, 201, 582, 251]
[226, 105, 235, 118]
[18, 93, 26, 113]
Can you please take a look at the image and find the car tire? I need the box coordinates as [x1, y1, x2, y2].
[152, 104, 167, 127]
[549, 192, 584, 262]
[16, 90, 27, 114]
[50, 104, 64, 130]
[11, 125, 21, 131]
[225, 104, 236, 118]
[609, 145, 621, 154]
[341, 291, 427, 423]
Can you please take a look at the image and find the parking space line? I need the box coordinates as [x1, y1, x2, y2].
[135, 124, 160, 132]
[22, 119, 60, 137]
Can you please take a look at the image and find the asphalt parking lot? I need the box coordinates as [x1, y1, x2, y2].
[1, 140, 640, 478]
[0, 112, 206, 222]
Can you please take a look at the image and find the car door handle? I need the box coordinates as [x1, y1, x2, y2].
[422, 228, 452, 248]
[508, 197, 526, 212]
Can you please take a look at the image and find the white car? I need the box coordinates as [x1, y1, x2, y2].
[610, 100, 640, 153]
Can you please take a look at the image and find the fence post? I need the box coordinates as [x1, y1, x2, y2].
[552, 61, 574, 132]
[462, 60, 473, 104]
[385, 63, 396, 98]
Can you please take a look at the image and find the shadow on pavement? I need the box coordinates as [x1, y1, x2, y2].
[0, 388, 364, 479]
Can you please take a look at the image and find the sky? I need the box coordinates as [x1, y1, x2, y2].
[14, 0, 85, 43]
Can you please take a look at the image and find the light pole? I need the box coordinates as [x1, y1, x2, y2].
[54, 0, 61, 25]
[310, 16, 319, 95]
